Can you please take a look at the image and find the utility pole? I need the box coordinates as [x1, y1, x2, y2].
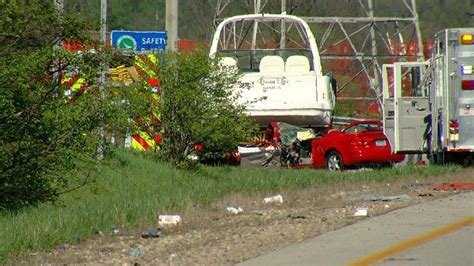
[411, 0, 424, 61]
[251, 0, 261, 50]
[97, 0, 107, 160]
[100, 0, 107, 47]
[54, 0, 64, 98]
[166, 0, 178, 52]
[280, 0, 286, 50]
[368, 0, 379, 92]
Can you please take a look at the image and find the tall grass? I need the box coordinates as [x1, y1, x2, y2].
[0, 150, 460, 261]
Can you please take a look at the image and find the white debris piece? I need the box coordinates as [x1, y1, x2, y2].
[226, 206, 243, 214]
[353, 207, 368, 217]
[158, 215, 182, 225]
[263, 194, 283, 204]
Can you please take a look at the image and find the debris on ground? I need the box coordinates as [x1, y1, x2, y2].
[168, 253, 178, 261]
[418, 193, 434, 197]
[158, 215, 182, 226]
[434, 182, 474, 191]
[128, 248, 141, 257]
[111, 227, 120, 235]
[263, 194, 283, 204]
[402, 182, 433, 189]
[348, 168, 373, 173]
[353, 207, 368, 217]
[19, 170, 474, 265]
[141, 228, 161, 239]
[287, 214, 306, 219]
[386, 257, 418, 262]
[356, 194, 411, 201]
[58, 244, 75, 253]
[226, 206, 243, 214]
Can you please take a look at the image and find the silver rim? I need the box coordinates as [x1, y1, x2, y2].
[327, 153, 342, 171]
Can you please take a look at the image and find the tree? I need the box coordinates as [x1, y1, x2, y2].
[0, 1, 118, 212]
[154, 49, 256, 167]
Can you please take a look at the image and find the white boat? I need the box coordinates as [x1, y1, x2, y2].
[209, 13, 335, 127]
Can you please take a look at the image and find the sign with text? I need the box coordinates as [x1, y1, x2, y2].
[111, 31, 167, 52]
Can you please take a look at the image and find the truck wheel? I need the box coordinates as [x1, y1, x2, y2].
[432, 151, 446, 165]
[326, 151, 344, 171]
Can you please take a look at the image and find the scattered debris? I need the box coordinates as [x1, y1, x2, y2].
[434, 182, 474, 191]
[353, 207, 368, 217]
[158, 215, 182, 226]
[57, 243, 77, 253]
[356, 194, 411, 202]
[169, 253, 178, 261]
[348, 168, 373, 173]
[402, 182, 433, 189]
[330, 191, 347, 199]
[129, 248, 141, 257]
[418, 193, 434, 197]
[415, 160, 427, 166]
[111, 227, 120, 235]
[287, 214, 306, 220]
[226, 206, 243, 214]
[385, 257, 418, 262]
[263, 194, 283, 204]
[141, 228, 161, 239]
[384, 204, 390, 208]
[58, 244, 70, 253]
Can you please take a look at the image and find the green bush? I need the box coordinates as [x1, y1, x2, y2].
[0, 1, 115, 212]
[152, 50, 256, 167]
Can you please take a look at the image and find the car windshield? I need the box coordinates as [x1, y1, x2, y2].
[344, 122, 380, 134]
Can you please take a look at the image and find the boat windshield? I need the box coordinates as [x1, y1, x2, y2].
[212, 15, 316, 72]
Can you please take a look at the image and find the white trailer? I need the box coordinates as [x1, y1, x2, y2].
[382, 28, 474, 164]
[209, 14, 335, 128]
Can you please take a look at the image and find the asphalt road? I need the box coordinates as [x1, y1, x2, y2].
[239, 192, 474, 266]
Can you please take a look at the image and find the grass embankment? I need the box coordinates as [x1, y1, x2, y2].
[0, 150, 460, 261]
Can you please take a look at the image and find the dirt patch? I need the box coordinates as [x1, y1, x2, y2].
[19, 168, 474, 265]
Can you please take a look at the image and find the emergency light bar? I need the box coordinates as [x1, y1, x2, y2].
[461, 34, 474, 45]
[461, 65, 473, 75]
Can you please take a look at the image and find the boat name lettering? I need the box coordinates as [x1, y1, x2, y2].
[259, 76, 287, 86]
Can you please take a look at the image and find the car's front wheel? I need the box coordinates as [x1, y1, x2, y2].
[326, 151, 344, 171]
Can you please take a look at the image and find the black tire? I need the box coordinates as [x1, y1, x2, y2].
[326, 151, 344, 171]
[379, 162, 394, 169]
[432, 151, 446, 165]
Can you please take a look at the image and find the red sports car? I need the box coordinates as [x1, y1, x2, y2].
[311, 120, 405, 170]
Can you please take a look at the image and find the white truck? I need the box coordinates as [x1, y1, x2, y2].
[382, 28, 474, 165]
[209, 13, 335, 128]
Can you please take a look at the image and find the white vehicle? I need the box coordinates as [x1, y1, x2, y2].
[382, 28, 474, 164]
[209, 14, 335, 127]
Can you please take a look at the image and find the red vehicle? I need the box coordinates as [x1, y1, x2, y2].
[311, 120, 405, 170]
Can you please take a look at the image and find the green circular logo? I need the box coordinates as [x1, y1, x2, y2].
[116, 35, 137, 50]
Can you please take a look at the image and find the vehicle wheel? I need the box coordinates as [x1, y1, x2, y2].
[380, 162, 394, 168]
[326, 151, 344, 171]
[432, 151, 446, 165]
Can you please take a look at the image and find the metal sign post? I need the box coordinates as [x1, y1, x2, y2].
[97, 0, 107, 161]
